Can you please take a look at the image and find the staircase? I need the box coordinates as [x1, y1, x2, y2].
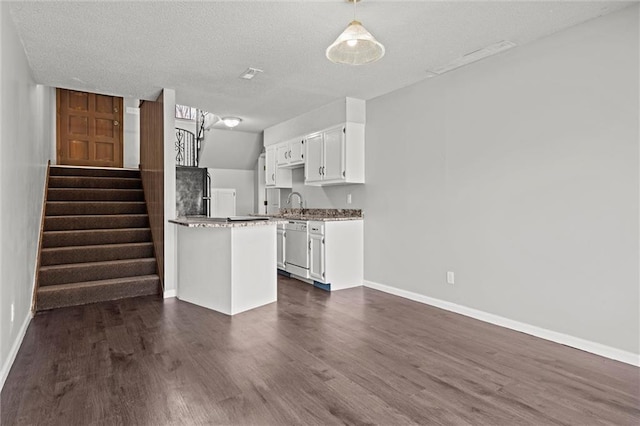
[36, 166, 161, 311]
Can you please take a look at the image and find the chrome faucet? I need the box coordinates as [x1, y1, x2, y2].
[286, 191, 304, 209]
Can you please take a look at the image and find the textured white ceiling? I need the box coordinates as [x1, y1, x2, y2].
[8, 0, 634, 133]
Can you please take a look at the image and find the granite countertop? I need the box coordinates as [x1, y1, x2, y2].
[261, 208, 363, 222]
[170, 216, 287, 228]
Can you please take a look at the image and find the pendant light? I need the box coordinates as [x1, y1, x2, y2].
[326, 0, 385, 65]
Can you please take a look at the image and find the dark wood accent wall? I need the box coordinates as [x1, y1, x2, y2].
[32, 161, 51, 312]
[139, 95, 165, 288]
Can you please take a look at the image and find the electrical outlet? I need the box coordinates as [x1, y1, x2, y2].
[11, 303, 15, 323]
[447, 271, 455, 285]
[347, 193, 352, 204]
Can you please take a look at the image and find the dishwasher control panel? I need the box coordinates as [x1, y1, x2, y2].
[285, 221, 307, 232]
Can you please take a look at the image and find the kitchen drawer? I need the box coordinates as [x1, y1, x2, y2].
[309, 221, 324, 235]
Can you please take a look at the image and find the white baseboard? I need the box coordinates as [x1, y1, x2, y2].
[364, 280, 640, 367]
[0, 312, 32, 391]
[164, 289, 177, 299]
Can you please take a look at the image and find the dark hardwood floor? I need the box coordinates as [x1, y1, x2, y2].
[2, 276, 638, 425]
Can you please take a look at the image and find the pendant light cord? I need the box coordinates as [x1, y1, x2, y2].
[353, 0, 357, 21]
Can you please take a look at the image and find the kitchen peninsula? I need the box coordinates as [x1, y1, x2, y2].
[170, 217, 286, 315]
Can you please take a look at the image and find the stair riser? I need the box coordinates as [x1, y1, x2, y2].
[46, 202, 147, 216]
[48, 176, 142, 190]
[41, 244, 154, 266]
[37, 279, 160, 311]
[49, 167, 140, 179]
[44, 215, 149, 231]
[39, 259, 157, 287]
[42, 229, 152, 248]
[47, 189, 144, 202]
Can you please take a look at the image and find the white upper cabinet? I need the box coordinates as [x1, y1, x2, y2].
[265, 146, 292, 188]
[304, 123, 364, 186]
[263, 98, 366, 187]
[322, 126, 344, 181]
[304, 133, 324, 183]
[276, 138, 305, 168]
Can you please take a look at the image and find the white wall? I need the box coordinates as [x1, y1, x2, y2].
[264, 97, 365, 146]
[163, 89, 177, 297]
[199, 129, 262, 170]
[208, 169, 256, 215]
[292, 7, 640, 358]
[175, 117, 196, 135]
[0, 3, 54, 389]
[123, 98, 140, 168]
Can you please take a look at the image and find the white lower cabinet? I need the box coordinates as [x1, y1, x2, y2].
[309, 231, 324, 281]
[277, 224, 286, 269]
[307, 220, 363, 291]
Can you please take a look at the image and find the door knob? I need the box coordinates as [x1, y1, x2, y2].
[113, 120, 119, 126]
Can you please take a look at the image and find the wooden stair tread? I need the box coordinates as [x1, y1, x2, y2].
[41, 242, 153, 253]
[39, 257, 156, 272]
[46, 201, 146, 205]
[45, 213, 149, 218]
[43, 227, 151, 235]
[37, 275, 160, 293]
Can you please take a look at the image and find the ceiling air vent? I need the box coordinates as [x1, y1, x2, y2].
[239, 67, 263, 80]
[428, 40, 516, 75]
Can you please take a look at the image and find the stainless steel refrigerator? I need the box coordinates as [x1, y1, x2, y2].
[176, 166, 210, 217]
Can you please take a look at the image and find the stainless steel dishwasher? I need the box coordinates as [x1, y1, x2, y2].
[284, 220, 309, 278]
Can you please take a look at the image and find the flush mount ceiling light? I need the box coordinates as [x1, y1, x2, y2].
[326, 0, 385, 66]
[221, 117, 242, 128]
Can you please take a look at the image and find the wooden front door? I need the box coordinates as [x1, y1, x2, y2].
[56, 89, 123, 167]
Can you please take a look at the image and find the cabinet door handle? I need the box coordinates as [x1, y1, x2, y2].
[288, 150, 291, 158]
[309, 240, 311, 251]
[322, 166, 325, 175]
[342, 170, 345, 178]
[272, 173, 275, 181]
[318, 166, 322, 176]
